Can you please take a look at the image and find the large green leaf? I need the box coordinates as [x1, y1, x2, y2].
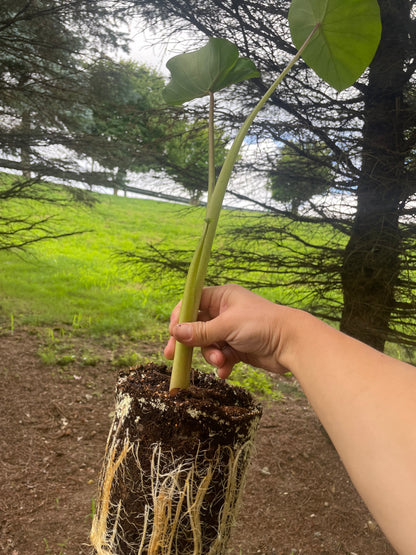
[289, 0, 382, 91]
[163, 37, 260, 105]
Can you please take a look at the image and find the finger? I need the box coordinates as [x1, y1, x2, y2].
[169, 299, 213, 335]
[198, 285, 232, 318]
[172, 315, 231, 348]
[201, 345, 227, 368]
[164, 335, 176, 360]
[217, 364, 233, 380]
[168, 301, 182, 334]
[216, 345, 241, 379]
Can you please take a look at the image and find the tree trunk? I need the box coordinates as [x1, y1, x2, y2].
[340, 0, 409, 351]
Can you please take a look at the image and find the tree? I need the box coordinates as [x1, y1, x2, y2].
[0, 0, 131, 248]
[268, 142, 334, 214]
[339, 0, 414, 349]
[75, 58, 230, 200]
[0, 1, 228, 248]
[70, 58, 171, 195]
[164, 120, 230, 204]
[128, 0, 416, 352]
[0, 1, 129, 179]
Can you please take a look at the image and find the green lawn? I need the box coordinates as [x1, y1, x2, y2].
[0, 188, 303, 397]
[0, 193, 204, 335]
[2, 185, 410, 390]
[0, 188, 343, 336]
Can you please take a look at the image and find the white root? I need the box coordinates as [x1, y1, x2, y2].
[91, 391, 260, 555]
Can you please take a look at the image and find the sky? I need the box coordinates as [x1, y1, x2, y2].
[128, 29, 171, 75]
[123, 21, 198, 77]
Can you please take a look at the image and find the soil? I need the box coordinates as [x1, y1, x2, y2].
[96, 364, 262, 554]
[0, 328, 396, 555]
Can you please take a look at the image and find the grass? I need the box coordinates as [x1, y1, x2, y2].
[0, 184, 337, 398]
[0, 193, 204, 334]
[2, 188, 311, 335]
[2, 178, 415, 394]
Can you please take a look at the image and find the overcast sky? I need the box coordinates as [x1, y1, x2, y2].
[128, 30, 170, 75]
[124, 21, 199, 77]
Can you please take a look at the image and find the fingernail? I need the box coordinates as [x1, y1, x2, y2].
[174, 323, 193, 342]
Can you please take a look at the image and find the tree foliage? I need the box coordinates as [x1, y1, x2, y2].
[0, 173, 95, 251]
[0, 0, 131, 248]
[76, 58, 230, 200]
[268, 142, 334, 213]
[71, 58, 172, 193]
[127, 0, 416, 351]
[0, 0, 229, 248]
[164, 121, 230, 203]
[0, 0, 129, 173]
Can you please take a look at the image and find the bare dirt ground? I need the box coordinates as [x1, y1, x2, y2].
[0, 329, 396, 555]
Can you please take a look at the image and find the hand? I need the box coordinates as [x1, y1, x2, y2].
[164, 284, 293, 378]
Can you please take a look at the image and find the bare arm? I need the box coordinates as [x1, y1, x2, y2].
[165, 284, 416, 554]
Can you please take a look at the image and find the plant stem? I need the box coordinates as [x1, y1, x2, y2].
[169, 23, 320, 392]
[207, 91, 215, 203]
[169, 220, 210, 391]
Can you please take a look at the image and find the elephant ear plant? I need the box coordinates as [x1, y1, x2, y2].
[165, 0, 382, 393]
[91, 1, 381, 554]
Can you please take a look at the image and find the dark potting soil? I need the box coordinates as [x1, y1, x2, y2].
[99, 363, 262, 554]
[117, 362, 262, 453]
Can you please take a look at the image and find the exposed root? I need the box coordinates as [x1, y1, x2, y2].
[90, 394, 132, 554]
[90, 385, 260, 554]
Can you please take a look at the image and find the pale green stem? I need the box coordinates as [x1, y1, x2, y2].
[169, 23, 320, 392]
[207, 91, 215, 203]
[169, 220, 211, 391]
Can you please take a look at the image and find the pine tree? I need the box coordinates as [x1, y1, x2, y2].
[128, 0, 416, 350]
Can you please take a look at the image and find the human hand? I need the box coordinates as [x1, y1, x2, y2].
[164, 284, 293, 378]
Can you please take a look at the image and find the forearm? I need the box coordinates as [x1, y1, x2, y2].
[167, 284, 416, 551]
[279, 309, 416, 554]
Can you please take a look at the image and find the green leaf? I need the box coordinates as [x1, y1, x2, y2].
[289, 0, 382, 91]
[162, 37, 260, 105]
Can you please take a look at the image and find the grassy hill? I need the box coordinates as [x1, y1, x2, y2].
[1, 189, 303, 397]
[0, 192, 202, 334]
[0, 188, 344, 336]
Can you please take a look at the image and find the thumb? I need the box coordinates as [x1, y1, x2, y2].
[173, 319, 224, 347]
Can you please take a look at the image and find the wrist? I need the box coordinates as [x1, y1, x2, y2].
[271, 305, 316, 375]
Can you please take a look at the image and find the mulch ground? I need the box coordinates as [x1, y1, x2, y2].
[0, 329, 396, 554]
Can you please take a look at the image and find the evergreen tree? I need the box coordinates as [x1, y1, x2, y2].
[268, 142, 334, 214]
[0, 0, 128, 183]
[128, 0, 416, 351]
[0, 0, 131, 249]
[72, 58, 229, 200]
[0, 1, 228, 247]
